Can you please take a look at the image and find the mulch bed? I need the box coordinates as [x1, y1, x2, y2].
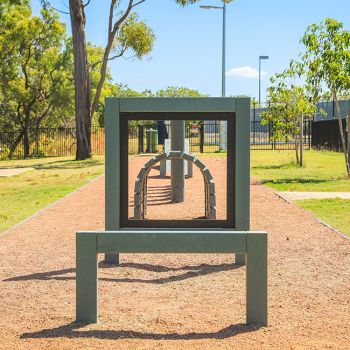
[0, 156, 349, 349]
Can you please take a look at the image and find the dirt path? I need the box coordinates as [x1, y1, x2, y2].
[0, 157, 349, 350]
[277, 191, 350, 201]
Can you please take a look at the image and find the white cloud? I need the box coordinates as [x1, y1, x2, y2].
[226, 66, 267, 79]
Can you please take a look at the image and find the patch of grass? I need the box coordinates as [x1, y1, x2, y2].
[296, 198, 350, 238]
[251, 150, 350, 191]
[0, 156, 104, 233]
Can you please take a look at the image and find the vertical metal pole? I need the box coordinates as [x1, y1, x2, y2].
[76, 232, 98, 323]
[253, 102, 256, 144]
[171, 120, 185, 202]
[222, 2, 226, 99]
[259, 58, 261, 107]
[246, 233, 268, 326]
[300, 114, 303, 167]
[219, 3, 227, 150]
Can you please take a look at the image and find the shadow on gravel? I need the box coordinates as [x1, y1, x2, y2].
[4, 262, 241, 285]
[21, 322, 261, 340]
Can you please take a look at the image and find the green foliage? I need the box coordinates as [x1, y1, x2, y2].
[300, 18, 350, 174]
[262, 68, 317, 165]
[175, 0, 200, 5]
[0, 4, 73, 129]
[300, 18, 350, 99]
[115, 14, 155, 59]
[156, 86, 206, 97]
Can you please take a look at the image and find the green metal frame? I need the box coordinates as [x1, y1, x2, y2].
[76, 230, 268, 325]
[104, 97, 250, 264]
[76, 98, 268, 326]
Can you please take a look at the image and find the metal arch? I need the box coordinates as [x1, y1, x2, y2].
[133, 152, 216, 220]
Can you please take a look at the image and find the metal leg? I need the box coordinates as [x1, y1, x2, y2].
[246, 233, 268, 326]
[160, 159, 166, 177]
[187, 160, 193, 178]
[104, 253, 119, 265]
[235, 253, 246, 265]
[76, 232, 98, 323]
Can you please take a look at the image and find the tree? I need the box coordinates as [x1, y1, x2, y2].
[0, 4, 72, 157]
[300, 18, 350, 175]
[262, 69, 317, 166]
[44, 0, 199, 160]
[64, 0, 156, 159]
[155, 86, 205, 97]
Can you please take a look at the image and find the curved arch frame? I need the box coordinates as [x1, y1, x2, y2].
[133, 151, 216, 220]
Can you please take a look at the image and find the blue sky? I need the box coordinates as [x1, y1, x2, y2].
[33, 0, 350, 101]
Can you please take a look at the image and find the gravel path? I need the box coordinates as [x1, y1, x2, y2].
[277, 191, 350, 201]
[0, 156, 349, 350]
[0, 167, 34, 177]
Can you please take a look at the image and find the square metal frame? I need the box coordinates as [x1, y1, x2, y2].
[75, 98, 267, 326]
[105, 97, 250, 231]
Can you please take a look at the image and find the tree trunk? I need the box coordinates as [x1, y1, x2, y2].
[69, 0, 92, 160]
[295, 140, 300, 165]
[299, 114, 303, 167]
[23, 108, 31, 158]
[9, 130, 24, 159]
[293, 118, 300, 165]
[334, 96, 350, 176]
[347, 112, 350, 176]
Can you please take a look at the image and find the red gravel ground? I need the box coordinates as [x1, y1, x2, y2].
[0, 156, 349, 350]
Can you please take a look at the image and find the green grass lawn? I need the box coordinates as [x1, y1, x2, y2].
[296, 198, 350, 238]
[1, 149, 349, 237]
[251, 150, 350, 192]
[0, 156, 104, 233]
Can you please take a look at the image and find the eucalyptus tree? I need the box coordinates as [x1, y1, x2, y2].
[300, 18, 350, 175]
[44, 0, 199, 160]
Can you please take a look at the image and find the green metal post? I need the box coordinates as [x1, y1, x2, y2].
[246, 233, 268, 326]
[76, 232, 98, 323]
[235, 98, 250, 265]
[171, 120, 185, 202]
[104, 98, 120, 264]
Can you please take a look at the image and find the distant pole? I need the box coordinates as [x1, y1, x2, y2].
[219, 1, 227, 150]
[259, 55, 269, 106]
[259, 59, 261, 106]
[200, 1, 233, 151]
[300, 114, 303, 167]
[171, 120, 185, 202]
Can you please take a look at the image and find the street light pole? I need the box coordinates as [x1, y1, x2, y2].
[200, 0, 233, 151]
[259, 55, 269, 107]
[222, 1, 226, 98]
[219, 1, 227, 150]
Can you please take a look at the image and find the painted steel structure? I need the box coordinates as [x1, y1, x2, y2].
[75, 97, 268, 326]
[133, 151, 216, 220]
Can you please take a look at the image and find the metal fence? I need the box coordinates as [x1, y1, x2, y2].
[0, 120, 313, 160]
[311, 118, 347, 152]
[250, 119, 312, 150]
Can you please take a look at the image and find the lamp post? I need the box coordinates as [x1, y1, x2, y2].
[200, 0, 233, 150]
[259, 55, 269, 106]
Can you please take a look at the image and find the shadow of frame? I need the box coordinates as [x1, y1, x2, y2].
[21, 322, 262, 340]
[3, 262, 242, 285]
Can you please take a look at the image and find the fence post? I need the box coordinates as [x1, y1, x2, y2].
[253, 103, 256, 144]
[200, 123, 204, 153]
[138, 125, 144, 154]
